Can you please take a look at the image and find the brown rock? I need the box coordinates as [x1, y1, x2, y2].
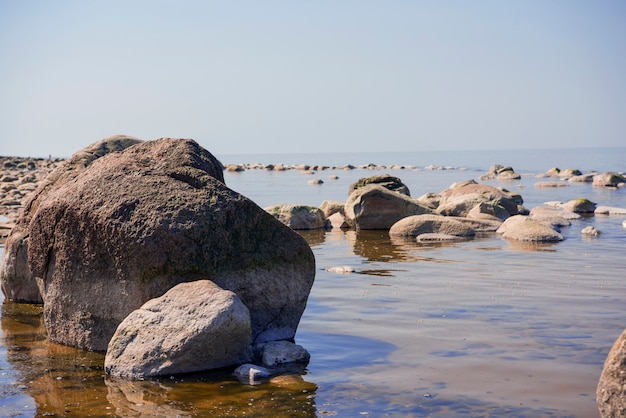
[25, 138, 315, 351]
[345, 185, 432, 230]
[1, 135, 143, 303]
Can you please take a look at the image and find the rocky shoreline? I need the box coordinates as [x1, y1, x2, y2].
[2, 155, 625, 243]
[0, 156, 63, 240]
[2, 143, 626, 416]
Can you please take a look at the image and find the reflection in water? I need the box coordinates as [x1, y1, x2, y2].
[504, 239, 559, 252]
[1, 300, 319, 417]
[295, 228, 327, 247]
[1, 213, 624, 417]
[350, 230, 459, 264]
[106, 373, 317, 417]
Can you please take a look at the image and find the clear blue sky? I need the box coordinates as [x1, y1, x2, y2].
[1, 0, 625, 158]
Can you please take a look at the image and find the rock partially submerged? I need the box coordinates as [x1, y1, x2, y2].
[389, 214, 475, 238]
[593, 172, 626, 188]
[14, 137, 315, 352]
[560, 198, 596, 213]
[480, 164, 521, 181]
[595, 206, 626, 215]
[105, 280, 253, 379]
[597, 328, 626, 417]
[344, 184, 432, 230]
[348, 173, 411, 196]
[497, 215, 564, 242]
[436, 183, 522, 219]
[265, 204, 328, 230]
[581, 226, 601, 237]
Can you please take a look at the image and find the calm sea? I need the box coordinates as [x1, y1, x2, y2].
[1, 147, 625, 417]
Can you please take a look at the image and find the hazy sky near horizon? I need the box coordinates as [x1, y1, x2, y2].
[1, 0, 625, 158]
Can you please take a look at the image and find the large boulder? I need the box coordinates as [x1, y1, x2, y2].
[436, 183, 521, 218]
[496, 215, 564, 242]
[105, 280, 252, 378]
[265, 204, 327, 230]
[25, 138, 315, 351]
[597, 328, 626, 417]
[1, 135, 143, 303]
[389, 214, 475, 238]
[348, 174, 411, 196]
[344, 184, 432, 230]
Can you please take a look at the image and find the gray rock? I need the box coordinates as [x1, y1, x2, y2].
[597, 328, 626, 417]
[529, 206, 574, 229]
[327, 212, 350, 229]
[561, 198, 596, 213]
[265, 204, 328, 230]
[581, 226, 601, 237]
[233, 364, 272, 385]
[436, 183, 520, 218]
[326, 265, 356, 274]
[593, 172, 626, 188]
[479, 165, 520, 181]
[595, 206, 626, 215]
[348, 174, 411, 196]
[389, 214, 475, 237]
[466, 201, 510, 221]
[319, 200, 345, 218]
[260, 340, 311, 367]
[345, 184, 432, 230]
[534, 181, 568, 188]
[416, 192, 441, 210]
[557, 168, 582, 179]
[25, 138, 315, 351]
[568, 173, 595, 183]
[105, 280, 252, 378]
[497, 215, 564, 242]
[538, 167, 561, 178]
[453, 217, 503, 232]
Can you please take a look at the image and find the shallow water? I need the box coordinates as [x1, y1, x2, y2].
[1, 150, 625, 417]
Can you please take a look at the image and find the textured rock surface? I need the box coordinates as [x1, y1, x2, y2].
[561, 198, 597, 213]
[1, 135, 142, 303]
[105, 280, 252, 378]
[345, 184, 432, 230]
[26, 138, 315, 351]
[265, 204, 327, 230]
[436, 183, 521, 218]
[389, 214, 475, 237]
[496, 215, 564, 242]
[593, 172, 626, 188]
[348, 174, 411, 196]
[260, 340, 311, 367]
[597, 328, 626, 417]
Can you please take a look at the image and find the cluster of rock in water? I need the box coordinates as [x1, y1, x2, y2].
[263, 164, 626, 243]
[1, 137, 625, 415]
